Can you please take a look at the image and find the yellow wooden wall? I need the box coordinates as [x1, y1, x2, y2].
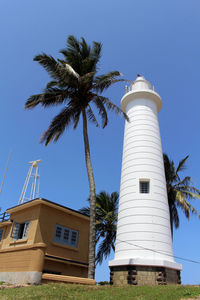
[0, 200, 90, 277]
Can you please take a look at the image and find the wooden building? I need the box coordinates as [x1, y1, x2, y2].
[0, 198, 92, 284]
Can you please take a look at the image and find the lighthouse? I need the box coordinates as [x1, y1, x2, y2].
[109, 76, 182, 285]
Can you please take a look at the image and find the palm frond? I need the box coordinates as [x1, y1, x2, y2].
[94, 71, 125, 92]
[80, 37, 91, 59]
[79, 190, 118, 265]
[174, 176, 192, 188]
[73, 111, 81, 129]
[96, 96, 128, 122]
[66, 35, 81, 53]
[82, 41, 102, 73]
[165, 153, 200, 236]
[95, 230, 116, 265]
[60, 36, 82, 74]
[164, 154, 178, 183]
[175, 190, 190, 218]
[25, 94, 44, 109]
[34, 54, 64, 80]
[46, 81, 58, 89]
[176, 155, 189, 173]
[86, 105, 99, 127]
[34, 54, 79, 88]
[183, 200, 200, 218]
[171, 203, 179, 229]
[93, 97, 108, 128]
[40, 106, 77, 145]
[25, 88, 68, 109]
[91, 41, 102, 64]
[79, 72, 95, 92]
[79, 206, 90, 216]
[189, 186, 200, 195]
[181, 190, 200, 200]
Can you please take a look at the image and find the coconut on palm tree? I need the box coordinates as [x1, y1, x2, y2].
[163, 153, 200, 237]
[25, 35, 127, 279]
[80, 191, 118, 265]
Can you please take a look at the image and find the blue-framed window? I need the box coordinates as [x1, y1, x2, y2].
[54, 224, 78, 248]
[0, 229, 3, 242]
[11, 221, 30, 240]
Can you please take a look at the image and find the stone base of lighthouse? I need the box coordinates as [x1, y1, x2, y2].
[109, 265, 181, 286]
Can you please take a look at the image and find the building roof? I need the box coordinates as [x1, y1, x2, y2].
[6, 198, 90, 221]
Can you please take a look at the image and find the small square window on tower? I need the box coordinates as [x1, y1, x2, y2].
[140, 180, 150, 193]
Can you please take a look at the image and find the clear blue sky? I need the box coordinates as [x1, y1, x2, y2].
[0, 0, 200, 284]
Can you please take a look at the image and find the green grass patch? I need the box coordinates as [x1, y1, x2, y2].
[0, 284, 200, 300]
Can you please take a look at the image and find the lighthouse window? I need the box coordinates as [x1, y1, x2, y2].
[140, 181, 149, 193]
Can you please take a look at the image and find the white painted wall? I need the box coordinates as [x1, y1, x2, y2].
[109, 76, 181, 270]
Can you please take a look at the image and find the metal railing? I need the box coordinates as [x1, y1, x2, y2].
[124, 83, 155, 94]
[0, 212, 10, 222]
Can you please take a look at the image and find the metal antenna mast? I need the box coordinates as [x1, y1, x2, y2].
[18, 160, 41, 205]
[0, 150, 12, 196]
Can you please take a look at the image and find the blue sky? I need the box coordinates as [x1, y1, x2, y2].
[1, 0, 200, 284]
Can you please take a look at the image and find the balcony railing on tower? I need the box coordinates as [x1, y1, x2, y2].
[124, 80, 155, 94]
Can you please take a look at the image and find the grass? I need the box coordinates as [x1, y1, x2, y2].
[0, 284, 200, 300]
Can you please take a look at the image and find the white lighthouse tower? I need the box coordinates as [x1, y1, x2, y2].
[109, 75, 182, 285]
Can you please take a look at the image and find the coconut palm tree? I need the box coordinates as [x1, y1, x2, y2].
[163, 153, 200, 238]
[25, 35, 127, 279]
[80, 191, 118, 265]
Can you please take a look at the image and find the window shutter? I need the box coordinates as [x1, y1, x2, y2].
[22, 222, 30, 239]
[55, 225, 62, 241]
[70, 230, 78, 246]
[63, 228, 70, 243]
[0, 229, 3, 241]
[11, 222, 20, 239]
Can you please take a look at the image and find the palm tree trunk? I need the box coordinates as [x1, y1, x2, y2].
[82, 109, 96, 279]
